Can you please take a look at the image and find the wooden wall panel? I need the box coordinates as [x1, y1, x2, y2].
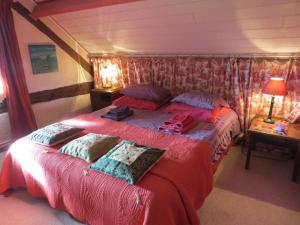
[0, 82, 93, 114]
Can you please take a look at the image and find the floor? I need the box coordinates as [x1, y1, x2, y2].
[0, 146, 299, 225]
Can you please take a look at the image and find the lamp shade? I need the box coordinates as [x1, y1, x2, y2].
[262, 77, 288, 96]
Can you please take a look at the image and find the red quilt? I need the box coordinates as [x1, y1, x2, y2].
[0, 114, 213, 225]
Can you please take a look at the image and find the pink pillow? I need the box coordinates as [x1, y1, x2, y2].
[211, 106, 231, 123]
[163, 102, 213, 122]
[113, 96, 165, 111]
[163, 102, 231, 123]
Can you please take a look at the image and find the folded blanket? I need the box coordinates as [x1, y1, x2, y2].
[102, 109, 133, 121]
[159, 114, 198, 134]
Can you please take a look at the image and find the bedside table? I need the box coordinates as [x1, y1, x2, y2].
[90, 88, 122, 111]
[245, 116, 300, 182]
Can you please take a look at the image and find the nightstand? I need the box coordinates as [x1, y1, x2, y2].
[245, 116, 300, 182]
[90, 88, 122, 111]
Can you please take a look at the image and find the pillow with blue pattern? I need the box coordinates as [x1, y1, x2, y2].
[60, 133, 119, 162]
[172, 91, 229, 110]
[90, 140, 165, 184]
[27, 122, 84, 146]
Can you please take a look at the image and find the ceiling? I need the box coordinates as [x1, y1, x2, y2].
[36, 0, 300, 54]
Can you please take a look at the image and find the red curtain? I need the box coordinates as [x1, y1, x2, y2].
[0, 0, 37, 139]
[92, 56, 300, 133]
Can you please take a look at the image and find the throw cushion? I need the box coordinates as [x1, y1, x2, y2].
[60, 133, 120, 162]
[90, 140, 165, 184]
[27, 122, 84, 146]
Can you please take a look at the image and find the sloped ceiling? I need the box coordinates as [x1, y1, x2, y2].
[36, 0, 300, 54]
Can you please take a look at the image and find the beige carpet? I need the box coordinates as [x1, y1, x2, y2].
[0, 146, 299, 225]
[199, 146, 300, 225]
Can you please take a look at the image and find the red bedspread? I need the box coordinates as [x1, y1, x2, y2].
[0, 114, 213, 225]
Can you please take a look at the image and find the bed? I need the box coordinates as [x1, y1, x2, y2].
[92, 105, 240, 169]
[0, 104, 240, 225]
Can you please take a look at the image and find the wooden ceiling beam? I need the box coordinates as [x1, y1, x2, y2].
[31, 0, 142, 18]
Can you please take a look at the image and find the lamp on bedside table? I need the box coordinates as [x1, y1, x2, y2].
[100, 62, 120, 89]
[262, 77, 288, 124]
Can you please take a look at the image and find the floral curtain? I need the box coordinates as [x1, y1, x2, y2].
[0, 73, 5, 102]
[0, 0, 37, 139]
[91, 56, 300, 133]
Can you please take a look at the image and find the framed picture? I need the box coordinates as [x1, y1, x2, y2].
[28, 44, 58, 74]
[287, 109, 300, 123]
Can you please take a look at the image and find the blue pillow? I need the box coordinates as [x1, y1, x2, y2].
[60, 133, 119, 162]
[90, 140, 165, 184]
[27, 122, 84, 146]
[172, 91, 229, 109]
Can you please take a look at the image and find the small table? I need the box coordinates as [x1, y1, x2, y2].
[245, 116, 300, 182]
[90, 88, 122, 111]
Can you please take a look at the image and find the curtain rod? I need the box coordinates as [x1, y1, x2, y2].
[89, 52, 300, 58]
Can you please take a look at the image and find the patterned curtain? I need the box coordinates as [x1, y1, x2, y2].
[91, 56, 300, 133]
[0, 73, 5, 102]
[0, 0, 37, 139]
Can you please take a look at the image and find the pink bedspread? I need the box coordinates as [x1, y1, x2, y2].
[0, 114, 213, 225]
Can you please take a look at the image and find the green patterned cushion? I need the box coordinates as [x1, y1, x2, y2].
[90, 140, 165, 184]
[60, 133, 119, 162]
[27, 122, 84, 146]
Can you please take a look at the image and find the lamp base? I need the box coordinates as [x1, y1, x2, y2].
[264, 117, 275, 124]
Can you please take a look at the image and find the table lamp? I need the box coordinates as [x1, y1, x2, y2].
[262, 77, 288, 124]
[100, 62, 119, 89]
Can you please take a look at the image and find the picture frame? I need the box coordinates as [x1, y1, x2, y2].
[28, 44, 58, 74]
[287, 109, 300, 123]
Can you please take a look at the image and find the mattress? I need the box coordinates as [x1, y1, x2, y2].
[91, 105, 241, 164]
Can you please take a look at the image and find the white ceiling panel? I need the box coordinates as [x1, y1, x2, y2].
[45, 0, 300, 54]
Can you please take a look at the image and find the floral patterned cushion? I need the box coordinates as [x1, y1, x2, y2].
[172, 91, 229, 110]
[60, 133, 119, 162]
[27, 123, 84, 146]
[90, 140, 165, 184]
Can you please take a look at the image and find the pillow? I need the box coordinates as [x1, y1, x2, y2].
[163, 102, 231, 123]
[27, 123, 84, 146]
[120, 84, 171, 101]
[113, 96, 167, 111]
[60, 133, 119, 162]
[90, 140, 165, 184]
[163, 102, 213, 122]
[211, 106, 231, 123]
[172, 92, 229, 110]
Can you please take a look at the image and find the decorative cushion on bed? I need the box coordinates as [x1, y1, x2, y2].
[113, 96, 167, 111]
[27, 123, 84, 146]
[120, 84, 171, 101]
[90, 140, 165, 184]
[59, 133, 120, 162]
[172, 92, 229, 110]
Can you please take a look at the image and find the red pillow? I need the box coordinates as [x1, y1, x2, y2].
[211, 106, 231, 123]
[113, 96, 165, 111]
[163, 102, 230, 123]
